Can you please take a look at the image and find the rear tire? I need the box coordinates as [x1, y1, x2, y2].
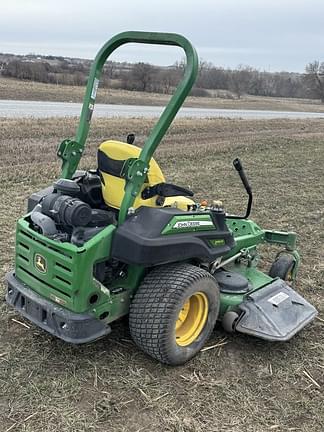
[129, 263, 220, 365]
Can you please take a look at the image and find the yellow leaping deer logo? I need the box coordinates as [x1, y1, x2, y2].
[35, 254, 47, 273]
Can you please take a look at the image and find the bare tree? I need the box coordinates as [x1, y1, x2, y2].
[0, 52, 311, 99]
[304, 61, 324, 102]
[157, 68, 178, 94]
[173, 58, 186, 74]
[131, 62, 155, 92]
[196, 59, 213, 87]
[105, 61, 116, 79]
[229, 65, 253, 99]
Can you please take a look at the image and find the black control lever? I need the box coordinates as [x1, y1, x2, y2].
[232, 158, 253, 219]
[233, 158, 251, 194]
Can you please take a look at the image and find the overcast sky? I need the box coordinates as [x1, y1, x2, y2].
[1, 0, 323, 72]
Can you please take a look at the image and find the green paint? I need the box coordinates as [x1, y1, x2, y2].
[15, 217, 146, 323]
[289, 250, 300, 280]
[91, 265, 145, 323]
[264, 230, 297, 251]
[225, 217, 265, 257]
[15, 218, 115, 314]
[219, 292, 245, 317]
[218, 264, 273, 317]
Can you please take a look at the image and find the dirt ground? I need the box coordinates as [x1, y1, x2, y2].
[2, 76, 324, 112]
[0, 117, 323, 432]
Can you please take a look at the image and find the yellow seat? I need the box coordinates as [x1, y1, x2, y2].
[98, 140, 194, 211]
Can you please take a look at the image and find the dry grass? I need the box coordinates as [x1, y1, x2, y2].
[2, 76, 324, 112]
[0, 117, 323, 432]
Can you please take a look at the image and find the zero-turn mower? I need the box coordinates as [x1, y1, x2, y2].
[5, 32, 317, 365]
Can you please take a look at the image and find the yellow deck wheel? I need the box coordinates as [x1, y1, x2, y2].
[175, 292, 209, 346]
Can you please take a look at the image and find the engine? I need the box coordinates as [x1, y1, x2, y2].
[29, 172, 116, 246]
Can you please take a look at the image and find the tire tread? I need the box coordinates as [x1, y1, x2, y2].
[129, 263, 218, 364]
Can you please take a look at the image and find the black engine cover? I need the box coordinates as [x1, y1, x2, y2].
[112, 207, 234, 266]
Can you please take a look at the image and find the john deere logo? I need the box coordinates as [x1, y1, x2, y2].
[35, 254, 47, 273]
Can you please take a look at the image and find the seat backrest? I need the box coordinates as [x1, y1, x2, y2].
[98, 140, 195, 211]
[98, 140, 166, 209]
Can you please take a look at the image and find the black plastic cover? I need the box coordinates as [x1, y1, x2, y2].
[235, 279, 318, 341]
[27, 171, 96, 213]
[112, 207, 235, 266]
[214, 270, 249, 294]
[76, 171, 104, 208]
[27, 186, 54, 212]
[54, 178, 80, 195]
[88, 209, 116, 227]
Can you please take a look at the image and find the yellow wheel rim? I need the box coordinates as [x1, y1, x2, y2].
[287, 266, 294, 282]
[175, 292, 209, 347]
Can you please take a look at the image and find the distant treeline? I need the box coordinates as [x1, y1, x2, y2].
[1, 54, 323, 101]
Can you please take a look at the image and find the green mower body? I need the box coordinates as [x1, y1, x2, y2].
[6, 31, 317, 365]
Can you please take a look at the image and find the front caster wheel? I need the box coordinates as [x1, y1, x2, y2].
[222, 310, 240, 333]
[129, 263, 220, 365]
[269, 254, 296, 282]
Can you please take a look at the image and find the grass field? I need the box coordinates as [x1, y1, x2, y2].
[2, 76, 324, 112]
[0, 116, 323, 432]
